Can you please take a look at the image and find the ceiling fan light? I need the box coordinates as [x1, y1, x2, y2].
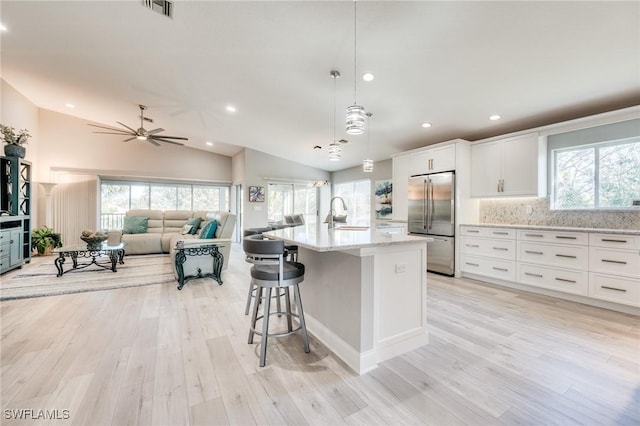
[363, 158, 374, 173]
[136, 135, 147, 140]
[328, 142, 342, 161]
[346, 104, 366, 135]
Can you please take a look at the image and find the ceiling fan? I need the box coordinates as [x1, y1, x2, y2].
[88, 104, 188, 146]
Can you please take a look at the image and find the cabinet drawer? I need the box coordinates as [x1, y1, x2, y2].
[517, 263, 588, 296]
[517, 241, 588, 270]
[589, 273, 640, 307]
[460, 254, 516, 281]
[460, 226, 515, 240]
[589, 233, 640, 250]
[517, 229, 588, 246]
[589, 247, 640, 278]
[460, 236, 516, 260]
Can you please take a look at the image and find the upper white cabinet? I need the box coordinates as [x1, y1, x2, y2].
[408, 144, 456, 176]
[470, 133, 544, 197]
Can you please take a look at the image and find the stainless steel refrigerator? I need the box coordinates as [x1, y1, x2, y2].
[408, 172, 455, 276]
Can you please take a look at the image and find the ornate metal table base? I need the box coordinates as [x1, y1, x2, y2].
[174, 244, 224, 290]
[54, 244, 126, 277]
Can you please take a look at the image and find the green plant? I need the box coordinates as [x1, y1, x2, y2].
[0, 125, 31, 145]
[31, 227, 62, 255]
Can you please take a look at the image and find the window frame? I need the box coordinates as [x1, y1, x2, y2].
[266, 182, 318, 224]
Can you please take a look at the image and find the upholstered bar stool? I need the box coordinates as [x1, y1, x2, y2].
[243, 234, 310, 367]
[243, 228, 281, 315]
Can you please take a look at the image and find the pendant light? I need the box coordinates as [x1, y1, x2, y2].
[329, 70, 342, 161]
[346, 0, 366, 135]
[309, 145, 328, 187]
[363, 112, 373, 173]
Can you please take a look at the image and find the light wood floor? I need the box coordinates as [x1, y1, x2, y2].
[1, 244, 638, 425]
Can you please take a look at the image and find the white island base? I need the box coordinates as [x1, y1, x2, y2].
[265, 226, 428, 375]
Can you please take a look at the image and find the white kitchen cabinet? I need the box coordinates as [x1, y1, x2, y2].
[392, 154, 410, 222]
[460, 225, 516, 281]
[408, 144, 456, 176]
[470, 132, 543, 197]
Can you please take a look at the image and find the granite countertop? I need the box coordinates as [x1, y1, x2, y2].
[461, 223, 640, 236]
[263, 223, 430, 252]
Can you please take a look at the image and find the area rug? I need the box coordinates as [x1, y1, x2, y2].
[0, 254, 175, 301]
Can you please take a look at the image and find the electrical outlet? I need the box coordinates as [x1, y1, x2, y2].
[395, 263, 407, 273]
[526, 205, 533, 215]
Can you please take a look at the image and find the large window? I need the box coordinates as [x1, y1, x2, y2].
[101, 180, 229, 229]
[334, 180, 371, 225]
[552, 138, 639, 209]
[267, 183, 317, 224]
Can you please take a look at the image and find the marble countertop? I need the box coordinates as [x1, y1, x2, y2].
[263, 223, 430, 252]
[461, 223, 640, 236]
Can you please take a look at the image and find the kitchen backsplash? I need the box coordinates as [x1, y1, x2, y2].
[479, 197, 640, 230]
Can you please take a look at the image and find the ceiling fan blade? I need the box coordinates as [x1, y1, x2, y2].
[152, 135, 189, 141]
[150, 136, 184, 146]
[88, 123, 131, 133]
[122, 136, 137, 142]
[146, 128, 165, 135]
[148, 139, 161, 146]
[116, 121, 138, 134]
[92, 130, 134, 136]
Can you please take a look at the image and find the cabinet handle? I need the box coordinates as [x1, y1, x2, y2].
[525, 234, 544, 238]
[493, 231, 509, 235]
[602, 259, 627, 265]
[9, 240, 13, 244]
[465, 262, 479, 267]
[492, 267, 508, 272]
[555, 277, 576, 283]
[601, 239, 628, 243]
[601, 286, 626, 293]
[555, 236, 577, 240]
[492, 247, 508, 251]
[555, 254, 577, 259]
[525, 250, 544, 255]
[525, 272, 543, 278]
[465, 244, 479, 248]
[467, 230, 480, 233]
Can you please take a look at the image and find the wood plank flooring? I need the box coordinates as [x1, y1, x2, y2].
[1, 244, 638, 425]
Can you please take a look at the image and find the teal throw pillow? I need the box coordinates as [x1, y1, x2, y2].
[122, 216, 149, 234]
[185, 217, 202, 235]
[199, 220, 218, 239]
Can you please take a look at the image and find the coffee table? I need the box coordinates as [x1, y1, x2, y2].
[53, 242, 127, 277]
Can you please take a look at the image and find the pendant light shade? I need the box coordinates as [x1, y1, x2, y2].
[346, 0, 366, 136]
[329, 142, 342, 161]
[363, 111, 374, 172]
[362, 158, 374, 172]
[329, 70, 342, 161]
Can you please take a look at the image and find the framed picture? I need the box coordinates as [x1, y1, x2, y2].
[249, 186, 265, 202]
[375, 180, 393, 219]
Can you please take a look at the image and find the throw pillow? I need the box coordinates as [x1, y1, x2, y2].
[181, 224, 193, 235]
[199, 220, 218, 239]
[122, 216, 149, 234]
[185, 217, 202, 235]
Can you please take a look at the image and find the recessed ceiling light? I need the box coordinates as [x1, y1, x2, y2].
[0, 24, 7, 32]
[205, 141, 213, 146]
[362, 73, 375, 82]
[489, 114, 502, 121]
[65, 103, 75, 109]
[226, 105, 236, 113]
[421, 122, 432, 128]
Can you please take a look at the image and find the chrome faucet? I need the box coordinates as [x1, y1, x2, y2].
[324, 196, 348, 228]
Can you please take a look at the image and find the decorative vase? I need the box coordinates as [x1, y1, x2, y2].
[4, 144, 26, 158]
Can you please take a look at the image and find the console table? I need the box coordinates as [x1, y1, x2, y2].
[53, 243, 127, 277]
[174, 244, 224, 290]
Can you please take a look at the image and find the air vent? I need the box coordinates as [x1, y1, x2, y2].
[141, 0, 173, 19]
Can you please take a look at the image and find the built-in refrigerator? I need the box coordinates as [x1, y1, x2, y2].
[408, 171, 455, 276]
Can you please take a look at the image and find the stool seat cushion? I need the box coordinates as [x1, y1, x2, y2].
[251, 261, 305, 282]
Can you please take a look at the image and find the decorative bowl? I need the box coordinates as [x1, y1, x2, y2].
[80, 235, 108, 250]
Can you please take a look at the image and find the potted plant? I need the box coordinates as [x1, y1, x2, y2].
[31, 227, 63, 255]
[1, 125, 31, 158]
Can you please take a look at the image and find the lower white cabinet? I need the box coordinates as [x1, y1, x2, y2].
[460, 225, 639, 310]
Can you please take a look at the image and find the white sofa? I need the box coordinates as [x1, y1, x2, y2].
[108, 209, 236, 271]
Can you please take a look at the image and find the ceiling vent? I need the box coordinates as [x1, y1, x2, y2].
[141, 0, 173, 19]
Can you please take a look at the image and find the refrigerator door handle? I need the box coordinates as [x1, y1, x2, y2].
[429, 178, 435, 229]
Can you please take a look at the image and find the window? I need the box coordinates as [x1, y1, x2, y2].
[334, 180, 371, 225]
[101, 180, 229, 229]
[267, 183, 317, 224]
[552, 138, 640, 209]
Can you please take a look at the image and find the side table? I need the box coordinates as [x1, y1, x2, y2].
[174, 244, 224, 290]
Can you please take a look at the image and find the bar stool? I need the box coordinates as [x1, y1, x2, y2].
[243, 234, 310, 367]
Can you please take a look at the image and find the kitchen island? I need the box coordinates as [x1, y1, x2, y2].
[263, 223, 429, 374]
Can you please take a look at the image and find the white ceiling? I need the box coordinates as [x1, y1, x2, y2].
[2, 1, 639, 171]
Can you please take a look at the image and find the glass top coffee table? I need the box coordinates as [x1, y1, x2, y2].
[53, 242, 127, 277]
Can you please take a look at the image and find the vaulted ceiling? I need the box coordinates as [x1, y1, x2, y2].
[2, 1, 639, 171]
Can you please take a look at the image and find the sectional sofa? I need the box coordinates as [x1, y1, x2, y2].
[108, 209, 236, 271]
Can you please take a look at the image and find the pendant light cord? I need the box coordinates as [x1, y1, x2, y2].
[353, 0, 357, 104]
[333, 74, 337, 143]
